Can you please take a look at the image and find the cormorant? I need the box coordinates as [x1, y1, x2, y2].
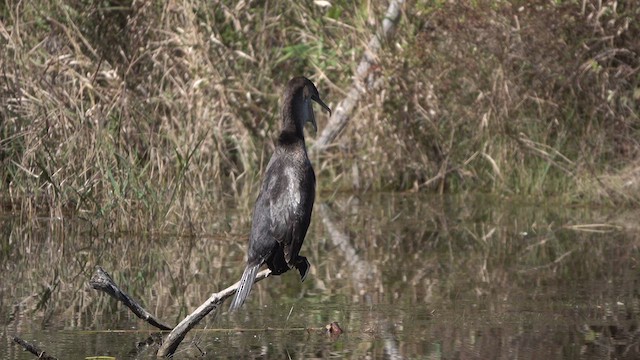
[229, 77, 331, 311]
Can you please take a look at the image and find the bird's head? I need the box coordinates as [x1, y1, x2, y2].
[284, 77, 331, 134]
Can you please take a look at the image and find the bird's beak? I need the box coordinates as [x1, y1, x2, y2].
[310, 95, 331, 133]
[313, 96, 332, 117]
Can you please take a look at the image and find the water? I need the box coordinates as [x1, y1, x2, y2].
[2, 194, 639, 359]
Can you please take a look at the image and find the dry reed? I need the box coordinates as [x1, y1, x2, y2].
[0, 1, 638, 234]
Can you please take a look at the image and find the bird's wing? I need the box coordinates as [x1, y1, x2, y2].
[282, 164, 314, 265]
[263, 158, 315, 265]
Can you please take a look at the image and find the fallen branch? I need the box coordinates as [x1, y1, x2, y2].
[90, 265, 272, 357]
[157, 269, 272, 357]
[13, 336, 58, 360]
[313, 0, 406, 151]
[89, 266, 173, 331]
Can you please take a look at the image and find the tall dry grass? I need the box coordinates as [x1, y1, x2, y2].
[332, 1, 639, 201]
[0, 1, 638, 233]
[0, 1, 358, 231]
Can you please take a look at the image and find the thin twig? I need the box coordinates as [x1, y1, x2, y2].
[519, 250, 574, 273]
[563, 223, 621, 233]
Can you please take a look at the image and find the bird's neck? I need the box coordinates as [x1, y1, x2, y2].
[278, 128, 306, 149]
[280, 95, 306, 142]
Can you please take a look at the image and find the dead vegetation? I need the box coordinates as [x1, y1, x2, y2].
[342, 1, 639, 198]
[0, 1, 638, 233]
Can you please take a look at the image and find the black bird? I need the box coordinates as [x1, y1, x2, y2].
[229, 77, 331, 311]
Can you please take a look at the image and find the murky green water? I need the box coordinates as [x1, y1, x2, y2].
[2, 194, 640, 359]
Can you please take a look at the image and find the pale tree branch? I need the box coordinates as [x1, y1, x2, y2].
[156, 269, 271, 357]
[313, 0, 406, 151]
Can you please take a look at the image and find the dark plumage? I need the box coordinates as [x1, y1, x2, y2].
[229, 77, 331, 311]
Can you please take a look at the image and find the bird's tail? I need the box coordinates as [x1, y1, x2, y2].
[229, 264, 260, 312]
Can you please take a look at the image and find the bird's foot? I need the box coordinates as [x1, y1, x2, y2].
[295, 256, 310, 282]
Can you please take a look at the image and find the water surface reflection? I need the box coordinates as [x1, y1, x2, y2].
[2, 194, 639, 359]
